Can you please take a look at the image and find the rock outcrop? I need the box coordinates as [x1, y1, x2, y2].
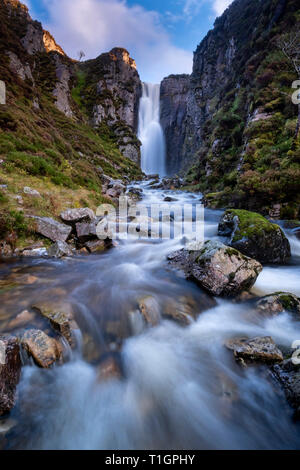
[226, 336, 283, 364]
[160, 75, 189, 174]
[168, 240, 262, 297]
[79, 48, 142, 164]
[0, 335, 21, 415]
[218, 209, 291, 264]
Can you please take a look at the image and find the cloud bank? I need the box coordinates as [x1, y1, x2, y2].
[41, 0, 193, 83]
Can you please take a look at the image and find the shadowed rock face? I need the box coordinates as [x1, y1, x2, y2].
[0, 335, 21, 415]
[160, 75, 190, 174]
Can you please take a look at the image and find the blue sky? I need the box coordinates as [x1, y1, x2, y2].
[22, 0, 233, 82]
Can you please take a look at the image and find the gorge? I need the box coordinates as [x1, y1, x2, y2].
[0, 0, 300, 452]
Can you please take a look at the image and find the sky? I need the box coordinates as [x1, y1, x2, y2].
[22, 0, 233, 83]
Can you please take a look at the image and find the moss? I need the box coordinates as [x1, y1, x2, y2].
[225, 209, 281, 242]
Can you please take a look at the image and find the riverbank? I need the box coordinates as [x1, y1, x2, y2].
[1, 180, 300, 449]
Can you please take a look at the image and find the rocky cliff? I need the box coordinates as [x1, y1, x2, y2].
[78, 48, 142, 165]
[0, 0, 142, 252]
[160, 75, 189, 174]
[161, 0, 300, 218]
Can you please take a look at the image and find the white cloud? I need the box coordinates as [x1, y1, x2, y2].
[212, 0, 233, 16]
[183, 0, 233, 18]
[39, 0, 192, 83]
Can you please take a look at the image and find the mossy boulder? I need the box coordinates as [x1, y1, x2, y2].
[256, 292, 300, 316]
[218, 209, 291, 264]
[168, 240, 262, 297]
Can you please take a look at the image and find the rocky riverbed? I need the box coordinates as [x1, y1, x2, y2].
[1, 179, 300, 450]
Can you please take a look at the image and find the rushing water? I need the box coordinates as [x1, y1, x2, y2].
[1, 182, 300, 450]
[138, 83, 166, 176]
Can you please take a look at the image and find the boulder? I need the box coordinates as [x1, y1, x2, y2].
[32, 217, 72, 243]
[168, 240, 262, 297]
[256, 293, 300, 316]
[273, 359, 300, 418]
[226, 336, 283, 364]
[75, 221, 97, 242]
[218, 209, 291, 264]
[47, 241, 74, 258]
[84, 239, 112, 253]
[32, 303, 77, 347]
[21, 329, 62, 368]
[164, 196, 178, 202]
[138, 296, 160, 326]
[127, 187, 143, 201]
[0, 335, 21, 415]
[60, 207, 95, 225]
[97, 353, 123, 382]
[23, 186, 40, 197]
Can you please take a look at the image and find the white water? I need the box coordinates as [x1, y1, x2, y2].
[138, 83, 166, 176]
[3, 181, 300, 450]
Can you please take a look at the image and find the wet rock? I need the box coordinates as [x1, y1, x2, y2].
[273, 359, 300, 418]
[168, 240, 262, 297]
[163, 299, 194, 326]
[127, 187, 143, 201]
[84, 239, 112, 253]
[32, 216, 72, 243]
[47, 241, 74, 258]
[32, 303, 77, 347]
[60, 208, 95, 225]
[21, 329, 63, 368]
[97, 353, 123, 382]
[164, 196, 178, 202]
[75, 221, 97, 242]
[256, 293, 300, 316]
[226, 336, 283, 364]
[6, 310, 36, 331]
[0, 335, 21, 415]
[218, 209, 291, 264]
[23, 186, 40, 197]
[138, 296, 160, 326]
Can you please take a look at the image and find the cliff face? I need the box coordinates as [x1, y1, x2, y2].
[161, 0, 300, 218]
[160, 75, 189, 174]
[79, 48, 142, 165]
[1, 0, 142, 164]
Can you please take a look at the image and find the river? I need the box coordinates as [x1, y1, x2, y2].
[1, 180, 300, 450]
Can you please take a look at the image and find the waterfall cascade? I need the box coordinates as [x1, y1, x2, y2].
[138, 83, 166, 176]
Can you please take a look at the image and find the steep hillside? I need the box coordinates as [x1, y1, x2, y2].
[0, 0, 142, 251]
[161, 0, 300, 219]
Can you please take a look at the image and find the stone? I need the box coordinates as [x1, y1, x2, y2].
[32, 217, 72, 243]
[138, 296, 160, 327]
[32, 303, 77, 347]
[0, 335, 21, 415]
[218, 209, 291, 264]
[273, 359, 300, 418]
[47, 241, 74, 258]
[164, 196, 178, 202]
[7, 310, 36, 331]
[60, 208, 95, 225]
[256, 293, 300, 316]
[84, 239, 112, 253]
[21, 329, 62, 368]
[168, 240, 262, 297]
[97, 353, 123, 382]
[226, 336, 283, 364]
[75, 221, 97, 242]
[23, 186, 40, 197]
[127, 187, 143, 201]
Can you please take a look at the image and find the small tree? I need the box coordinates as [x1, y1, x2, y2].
[277, 32, 300, 139]
[78, 50, 86, 62]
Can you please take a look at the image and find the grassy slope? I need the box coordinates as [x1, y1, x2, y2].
[0, 1, 142, 247]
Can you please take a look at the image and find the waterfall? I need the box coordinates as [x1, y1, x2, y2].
[138, 82, 166, 176]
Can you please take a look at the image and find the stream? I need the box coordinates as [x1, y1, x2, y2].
[1, 181, 300, 450]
